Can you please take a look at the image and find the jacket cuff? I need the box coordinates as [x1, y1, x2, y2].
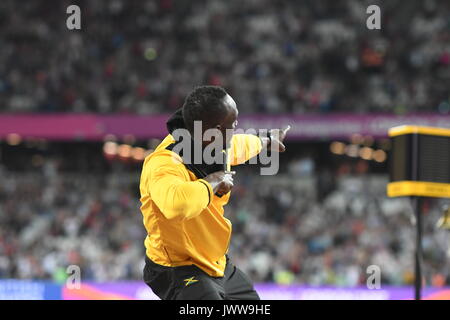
[197, 179, 214, 206]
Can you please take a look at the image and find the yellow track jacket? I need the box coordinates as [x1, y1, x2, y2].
[140, 133, 262, 277]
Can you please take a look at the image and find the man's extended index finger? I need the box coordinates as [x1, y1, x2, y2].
[283, 125, 291, 134]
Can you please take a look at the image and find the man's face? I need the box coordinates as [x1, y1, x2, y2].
[218, 94, 238, 149]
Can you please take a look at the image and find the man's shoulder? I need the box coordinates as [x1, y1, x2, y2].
[144, 135, 184, 169]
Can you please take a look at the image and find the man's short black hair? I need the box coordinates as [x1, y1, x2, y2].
[182, 86, 229, 133]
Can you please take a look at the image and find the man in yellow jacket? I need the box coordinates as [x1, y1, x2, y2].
[140, 86, 289, 300]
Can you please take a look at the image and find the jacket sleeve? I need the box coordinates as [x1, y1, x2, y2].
[228, 134, 263, 166]
[146, 152, 214, 220]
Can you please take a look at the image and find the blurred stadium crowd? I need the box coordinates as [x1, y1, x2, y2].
[0, 0, 449, 114]
[0, 154, 449, 287]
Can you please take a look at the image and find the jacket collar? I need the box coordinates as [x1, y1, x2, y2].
[165, 108, 227, 179]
